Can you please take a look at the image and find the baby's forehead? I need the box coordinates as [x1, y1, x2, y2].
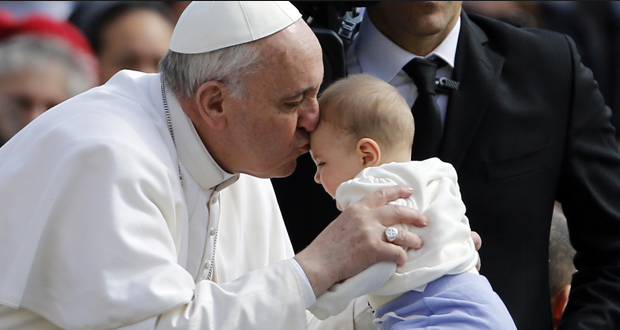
[308, 123, 334, 152]
[310, 119, 339, 139]
[308, 147, 321, 164]
[308, 129, 322, 150]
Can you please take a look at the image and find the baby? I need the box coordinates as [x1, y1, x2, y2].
[308, 74, 516, 329]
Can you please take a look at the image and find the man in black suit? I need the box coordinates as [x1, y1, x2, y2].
[274, 2, 620, 329]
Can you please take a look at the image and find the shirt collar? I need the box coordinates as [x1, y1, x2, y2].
[163, 82, 239, 192]
[355, 10, 460, 79]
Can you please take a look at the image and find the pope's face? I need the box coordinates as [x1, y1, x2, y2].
[223, 20, 324, 178]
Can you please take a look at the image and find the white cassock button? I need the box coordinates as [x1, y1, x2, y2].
[202, 260, 212, 279]
[209, 227, 217, 236]
[202, 261, 211, 280]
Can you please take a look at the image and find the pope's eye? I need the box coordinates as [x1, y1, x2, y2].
[285, 100, 302, 108]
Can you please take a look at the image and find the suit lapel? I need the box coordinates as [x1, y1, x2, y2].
[440, 12, 504, 170]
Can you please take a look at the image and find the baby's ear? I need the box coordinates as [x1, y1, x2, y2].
[356, 138, 381, 167]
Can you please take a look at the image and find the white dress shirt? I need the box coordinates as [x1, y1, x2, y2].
[346, 10, 461, 126]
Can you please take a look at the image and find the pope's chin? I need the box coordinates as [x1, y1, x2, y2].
[247, 147, 308, 178]
[269, 160, 298, 179]
[242, 158, 298, 179]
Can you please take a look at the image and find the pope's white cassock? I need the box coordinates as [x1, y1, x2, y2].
[0, 70, 374, 330]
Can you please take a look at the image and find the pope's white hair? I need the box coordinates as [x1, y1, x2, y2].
[159, 42, 263, 100]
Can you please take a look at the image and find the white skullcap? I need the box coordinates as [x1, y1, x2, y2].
[169, 1, 302, 54]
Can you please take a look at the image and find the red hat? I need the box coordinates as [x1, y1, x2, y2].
[0, 9, 95, 59]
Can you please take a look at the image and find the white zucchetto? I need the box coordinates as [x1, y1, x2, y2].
[170, 1, 302, 54]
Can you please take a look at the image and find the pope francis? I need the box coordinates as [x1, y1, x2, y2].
[0, 2, 427, 329]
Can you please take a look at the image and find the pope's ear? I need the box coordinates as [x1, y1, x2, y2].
[356, 138, 381, 167]
[195, 81, 226, 129]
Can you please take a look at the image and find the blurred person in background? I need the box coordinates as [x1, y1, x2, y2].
[548, 204, 576, 330]
[0, 10, 97, 146]
[69, 1, 174, 85]
[463, 1, 620, 144]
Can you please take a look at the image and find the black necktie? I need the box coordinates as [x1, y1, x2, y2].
[402, 57, 445, 160]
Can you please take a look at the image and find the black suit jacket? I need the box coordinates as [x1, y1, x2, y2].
[448, 12, 620, 330]
[273, 10, 620, 330]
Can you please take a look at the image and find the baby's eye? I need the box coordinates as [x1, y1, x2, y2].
[316, 162, 326, 167]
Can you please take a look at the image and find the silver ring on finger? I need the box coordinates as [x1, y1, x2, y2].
[385, 226, 398, 242]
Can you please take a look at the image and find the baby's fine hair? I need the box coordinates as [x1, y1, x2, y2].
[318, 73, 414, 152]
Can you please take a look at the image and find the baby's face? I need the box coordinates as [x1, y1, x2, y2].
[309, 121, 364, 198]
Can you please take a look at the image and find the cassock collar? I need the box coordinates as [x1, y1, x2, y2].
[355, 10, 460, 79]
[162, 81, 239, 192]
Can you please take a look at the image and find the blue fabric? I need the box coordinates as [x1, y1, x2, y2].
[374, 273, 516, 330]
